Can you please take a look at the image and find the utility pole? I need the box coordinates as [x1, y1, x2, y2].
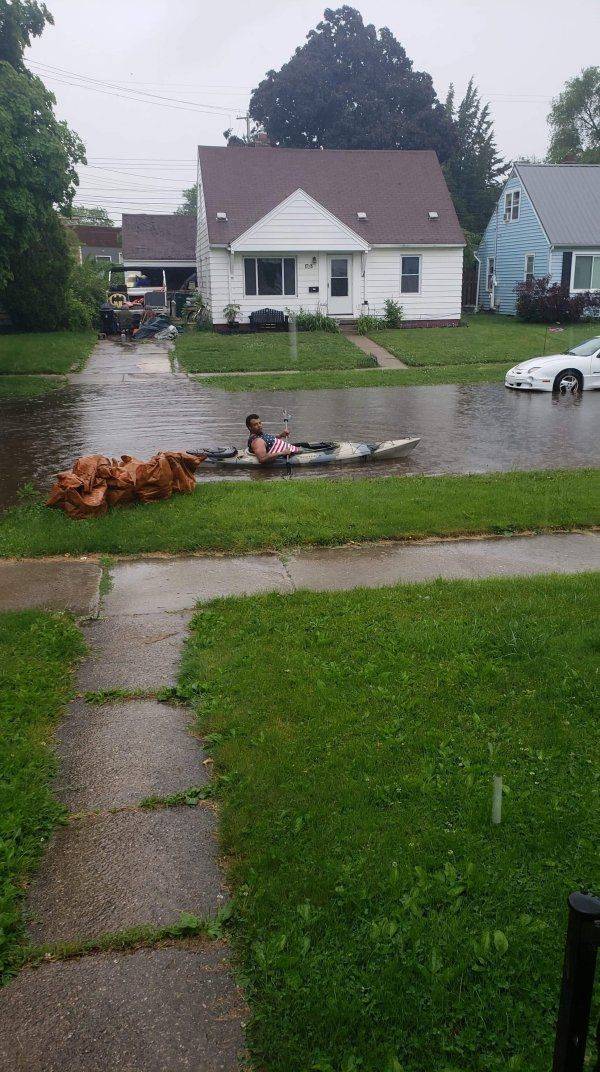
[236, 112, 251, 142]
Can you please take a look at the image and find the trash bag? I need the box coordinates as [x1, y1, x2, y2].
[47, 450, 205, 519]
[134, 314, 172, 341]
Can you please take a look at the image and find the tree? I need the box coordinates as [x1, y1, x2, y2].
[0, 0, 52, 67]
[175, 185, 197, 215]
[249, 6, 456, 160]
[0, 0, 85, 293]
[3, 208, 71, 330]
[547, 67, 600, 163]
[443, 78, 507, 233]
[69, 205, 113, 226]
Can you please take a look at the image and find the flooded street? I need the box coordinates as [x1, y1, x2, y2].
[1, 346, 598, 508]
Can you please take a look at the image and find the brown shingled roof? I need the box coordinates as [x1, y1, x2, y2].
[72, 225, 121, 247]
[121, 214, 196, 261]
[198, 146, 464, 247]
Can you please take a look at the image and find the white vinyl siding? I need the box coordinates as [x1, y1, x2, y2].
[207, 245, 462, 324]
[230, 189, 368, 253]
[364, 247, 463, 322]
[196, 156, 212, 305]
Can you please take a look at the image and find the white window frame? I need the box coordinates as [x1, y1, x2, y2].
[400, 254, 421, 295]
[571, 252, 600, 292]
[95, 254, 112, 263]
[524, 253, 535, 282]
[504, 189, 520, 222]
[243, 256, 297, 298]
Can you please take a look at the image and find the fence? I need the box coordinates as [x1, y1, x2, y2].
[462, 266, 478, 309]
[553, 892, 600, 1071]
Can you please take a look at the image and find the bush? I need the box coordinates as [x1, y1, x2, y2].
[383, 297, 403, 328]
[356, 353, 378, 368]
[356, 314, 385, 335]
[515, 276, 587, 323]
[66, 258, 108, 330]
[2, 210, 71, 331]
[292, 308, 340, 333]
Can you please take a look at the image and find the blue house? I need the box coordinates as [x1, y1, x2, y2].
[476, 163, 600, 314]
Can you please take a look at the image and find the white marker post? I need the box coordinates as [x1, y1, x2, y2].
[492, 775, 503, 825]
[289, 311, 298, 365]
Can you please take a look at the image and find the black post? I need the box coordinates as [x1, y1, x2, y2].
[553, 892, 600, 1072]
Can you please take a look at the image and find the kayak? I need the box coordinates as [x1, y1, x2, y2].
[195, 438, 420, 468]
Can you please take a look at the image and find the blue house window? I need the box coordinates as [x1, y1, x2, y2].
[504, 190, 520, 221]
[572, 254, 600, 291]
[524, 254, 535, 283]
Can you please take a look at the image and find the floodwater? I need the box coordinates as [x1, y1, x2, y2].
[1, 360, 599, 508]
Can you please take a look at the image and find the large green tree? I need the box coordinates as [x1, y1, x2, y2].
[443, 78, 507, 233]
[175, 185, 197, 215]
[69, 205, 113, 226]
[249, 6, 456, 160]
[0, 0, 85, 294]
[547, 66, 600, 163]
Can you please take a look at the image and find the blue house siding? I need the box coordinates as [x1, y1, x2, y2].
[477, 170, 550, 314]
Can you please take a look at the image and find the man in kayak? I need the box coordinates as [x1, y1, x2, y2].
[245, 413, 301, 464]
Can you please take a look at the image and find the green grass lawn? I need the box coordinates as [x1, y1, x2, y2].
[179, 572, 600, 1071]
[0, 611, 84, 982]
[0, 375, 67, 400]
[0, 469, 597, 557]
[200, 363, 507, 392]
[377, 315, 597, 367]
[176, 329, 369, 373]
[0, 332, 95, 375]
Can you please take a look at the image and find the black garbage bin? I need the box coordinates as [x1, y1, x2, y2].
[99, 303, 120, 336]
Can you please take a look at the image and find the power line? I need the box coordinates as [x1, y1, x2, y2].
[28, 60, 245, 116]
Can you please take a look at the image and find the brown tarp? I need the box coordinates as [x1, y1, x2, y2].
[47, 451, 204, 519]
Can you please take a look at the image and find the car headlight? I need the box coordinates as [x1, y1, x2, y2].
[527, 366, 541, 373]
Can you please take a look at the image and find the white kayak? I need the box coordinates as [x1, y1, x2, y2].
[196, 438, 420, 468]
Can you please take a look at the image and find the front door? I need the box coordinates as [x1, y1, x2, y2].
[327, 256, 353, 316]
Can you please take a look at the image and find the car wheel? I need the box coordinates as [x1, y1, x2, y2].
[553, 368, 583, 394]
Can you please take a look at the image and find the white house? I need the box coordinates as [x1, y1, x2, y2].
[196, 146, 465, 328]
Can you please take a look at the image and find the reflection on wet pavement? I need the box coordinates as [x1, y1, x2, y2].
[1, 363, 598, 507]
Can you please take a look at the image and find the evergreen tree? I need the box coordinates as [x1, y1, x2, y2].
[443, 78, 507, 234]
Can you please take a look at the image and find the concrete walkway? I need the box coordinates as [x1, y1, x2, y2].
[68, 338, 175, 385]
[344, 331, 408, 369]
[2, 529, 599, 1069]
[0, 561, 248, 1069]
[2, 533, 599, 619]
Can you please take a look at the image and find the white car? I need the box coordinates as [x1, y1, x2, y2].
[505, 336, 600, 392]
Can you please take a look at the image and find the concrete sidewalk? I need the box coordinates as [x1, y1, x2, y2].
[3, 532, 598, 618]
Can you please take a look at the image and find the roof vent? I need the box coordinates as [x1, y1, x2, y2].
[428, 211, 439, 220]
[356, 211, 367, 220]
[216, 211, 227, 221]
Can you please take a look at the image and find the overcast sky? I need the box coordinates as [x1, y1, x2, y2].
[26, 0, 599, 223]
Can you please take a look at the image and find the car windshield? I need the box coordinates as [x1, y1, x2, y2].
[567, 338, 600, 357]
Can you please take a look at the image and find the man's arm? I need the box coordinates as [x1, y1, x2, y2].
[250, 438, 270, 464]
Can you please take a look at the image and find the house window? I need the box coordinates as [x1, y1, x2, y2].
[572, 254, 600, 291]
[524, 254, 535, 283]
[95, 254, 112, 262]
[243, 257, 296, 296]
[401, 255, 420, 293]
[504, 190, 520, 221]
